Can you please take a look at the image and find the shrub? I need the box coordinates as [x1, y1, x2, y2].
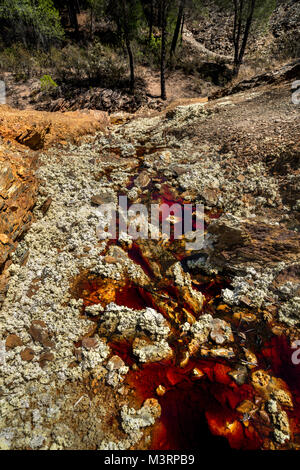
[0, 43, 35, 80]
[50, 42, 127, 87]
[40, 74, 58, 93]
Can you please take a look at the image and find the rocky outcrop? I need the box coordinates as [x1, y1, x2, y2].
[211, 59, 300, 99]
[207, 216, 300, 272]
[0, 148, 38, 304]
[0, 105, 109, 149]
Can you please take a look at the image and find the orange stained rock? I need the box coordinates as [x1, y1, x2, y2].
[0, 105, 109, 150]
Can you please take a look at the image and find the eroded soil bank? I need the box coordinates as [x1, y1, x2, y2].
[0, 76, 299, 450]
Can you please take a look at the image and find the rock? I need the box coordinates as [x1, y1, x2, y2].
[156, 385, 166, 396]
[208, 217, 299, 272]
[192, 368, 205, 379]
[84, 304, 104, 316]
[190, 314, 233, 347]
[98, 304, 170, 343]
[90, 193, 115, 205]
[190, 314, 214, 344]
[82, 340, 110, 370]
[121, 399, 161, 441]
[104, 256, 117, 265]
[5, 334, 23, 350]
[200, 347, 235, 359]
[16, 124, 51, 150]
[20, 347, 34, 361]
[228, 366, 248, 385]
[106, 355, 129, 388]
[210, 318, 233, 345]
[28, 320, 55, 348]
[132, 337, 173, 363]
[134, 171, 151, 189]
[236, 400, 256, 415]
[82, 337, 99, 350]
[0, 234, 10, 245]
[267, 399, 291, 445]
[39, 352, 54, 368]
[40, 197, 52, 216]
[0, 105, 109, 149]
[211, 59, 300, 99]
[243, 348, 258, 369]
[0, 153, 38, 282]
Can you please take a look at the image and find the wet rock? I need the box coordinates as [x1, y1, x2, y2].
[98, 304, 170, 343]
[82, 340, 110, 370]
[121, 399, 161, 441]
[200, 347, 235, 359]
[105, 355, 129, 388]
[243, 348, 258, 369]
[132, 337, 173, 363]
[190, 314, 233, 347]
[210, 318, 233, 345]
[156, 385, 166, 396]
[228, 366, 248, 385]
[236, 400, 256, 415]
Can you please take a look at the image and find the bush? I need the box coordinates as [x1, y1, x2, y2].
[0, 43, 36, 80]
[0, 0, 64, 48]
[50, 42, 127, 87]
[40, 74, 58, 94]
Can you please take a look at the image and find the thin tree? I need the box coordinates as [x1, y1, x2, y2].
[107, 0, 141, 93]
[121, 0, 135, 92]
[170, 0, 185, 56]
[232, 0, 256, 74]
[67, 0, 79, 34]
[148, 0, 154, 42]
[160, 0, 170, 100]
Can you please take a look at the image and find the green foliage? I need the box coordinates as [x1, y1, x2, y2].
[40, 73, 58, 92]
[50, 42, 127, 86]
[0, 0, 64, 47]
[106, 0, 144, 41]
[214, 0, 276, 27]
[149, 33, 161, 55]
[0, 43, 35, 80]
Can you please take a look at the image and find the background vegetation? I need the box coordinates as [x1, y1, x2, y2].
[0, 0, 298, 103]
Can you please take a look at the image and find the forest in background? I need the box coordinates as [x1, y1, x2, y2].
[0, 0, 299, 108]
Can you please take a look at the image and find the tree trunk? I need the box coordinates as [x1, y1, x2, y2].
[67, 0, 79, 34]
[238, 0, 256, 64]
[160, 0, 167, 100]
[149, 0, 154, 42]
[125, 35, 135, 92]
[90, 6, 93, 38]
[170, 0, 185, 56]
[180, 12, 185, 45]
[122, 0, 135, 92]
[233, 0, 256, 76]
[234, 0, 244, 67]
